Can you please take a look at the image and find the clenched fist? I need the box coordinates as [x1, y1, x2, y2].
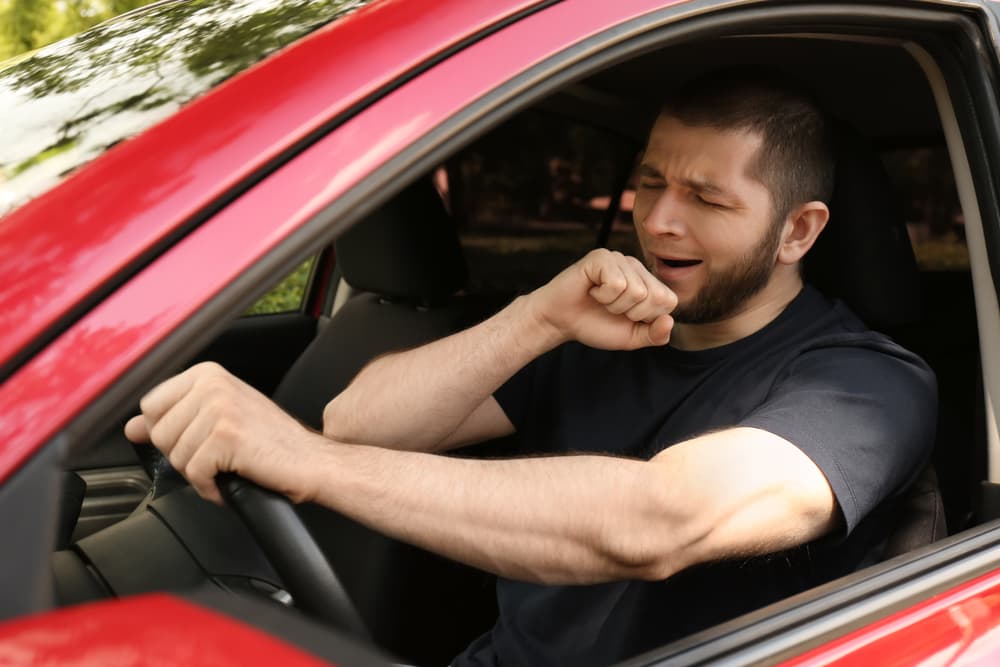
[526, 249, 677, 350]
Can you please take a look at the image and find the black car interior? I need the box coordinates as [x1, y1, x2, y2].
[50, 28, 985, 667]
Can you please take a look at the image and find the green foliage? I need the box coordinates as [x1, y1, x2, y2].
[11, 134, 77, 175]
[914, 235, 970, 271]
[0, 0, 157, 60]
[8, 0, 55, 53]
[245, 258, 316, 316]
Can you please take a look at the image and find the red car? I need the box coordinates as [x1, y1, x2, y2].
[2, 0, 1000, 664]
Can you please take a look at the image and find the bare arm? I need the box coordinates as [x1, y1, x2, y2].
[321, 297, 546, 452]
[302, 427, 838, 583]
[127, 368, 837, 583]
[323, 250, 677, 452]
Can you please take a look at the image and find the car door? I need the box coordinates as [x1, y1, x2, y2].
[4, 0, 1000, 664]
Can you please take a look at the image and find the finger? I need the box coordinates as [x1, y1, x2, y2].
[184, 450, 226, 506]
[164, 402, 213, 475]
[586, 260, 629, 305]
[124, 415, 150, 444]
[648, 313, 674, 345]
[138, 367, 202, 425]
[628, 313, 674, 349]
[602, 262, 651, 315]
[147, 390, 203, 454]
[623, 271, 677, 323]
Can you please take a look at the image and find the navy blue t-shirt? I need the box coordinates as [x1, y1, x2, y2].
[453, 285, 937, 667]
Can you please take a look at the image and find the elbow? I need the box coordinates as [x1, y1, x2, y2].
[321, 395, 350, 440]
[599, 527, 691, 582]
[598, 485, 706, 582]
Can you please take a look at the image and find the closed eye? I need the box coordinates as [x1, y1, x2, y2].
[696, 195, 726, 209]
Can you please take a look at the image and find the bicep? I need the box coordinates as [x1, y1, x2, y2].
[438, 396, 515, 451]
[650, 427, 839, 565]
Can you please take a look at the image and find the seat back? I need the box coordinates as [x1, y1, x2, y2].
[272, 179, 501, 666]
[805, 120, 947, 551]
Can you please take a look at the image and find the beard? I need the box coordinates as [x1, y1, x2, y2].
[666, 220, 784, 325]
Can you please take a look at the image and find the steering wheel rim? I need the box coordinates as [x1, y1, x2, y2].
[129, 440, 368, 638]
[216, 473, 370, 640]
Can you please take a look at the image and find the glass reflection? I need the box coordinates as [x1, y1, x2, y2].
[0, 0, 371, 218]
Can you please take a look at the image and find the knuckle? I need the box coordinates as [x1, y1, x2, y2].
[209, 418, 237, 443]
[138, 393, 156, 416]
[651, 285, 676, 307]
[196, 360, 223, 375]
[200, 374, 229, 394]
[607, 278, 627, 294]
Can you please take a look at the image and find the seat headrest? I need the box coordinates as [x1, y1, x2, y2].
[335, 179, 468, 305]
[804, 121, 923, 329]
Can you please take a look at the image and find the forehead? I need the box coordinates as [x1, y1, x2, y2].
[642, 115, 764, 185]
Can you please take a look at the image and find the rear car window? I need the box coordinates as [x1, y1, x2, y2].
[245, 257, 316, 315]
[882, 146, 968, 270]
[443, 110, 640, 294]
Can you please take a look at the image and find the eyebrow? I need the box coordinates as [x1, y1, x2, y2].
[636, 163, 735, 201]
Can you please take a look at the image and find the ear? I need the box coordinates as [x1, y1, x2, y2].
[777, 201, 829, 265]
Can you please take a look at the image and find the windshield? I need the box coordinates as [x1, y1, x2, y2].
[0, 0, 372, 218]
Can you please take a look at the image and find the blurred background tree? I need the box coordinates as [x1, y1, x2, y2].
[0, 0, 156, 61]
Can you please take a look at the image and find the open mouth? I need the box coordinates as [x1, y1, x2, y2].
[660, 257, 702, 268]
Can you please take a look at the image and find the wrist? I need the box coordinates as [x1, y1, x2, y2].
[292, 431, 341, 505]
[508, 294, 568, 356]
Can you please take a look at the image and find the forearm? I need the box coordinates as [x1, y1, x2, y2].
[323, 296, 560, 451]
[304, 445, 692, 584]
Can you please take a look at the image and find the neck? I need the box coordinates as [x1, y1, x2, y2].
[669, 271, 803, 351]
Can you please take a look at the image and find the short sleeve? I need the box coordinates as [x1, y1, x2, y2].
[740, 339, 937, 534]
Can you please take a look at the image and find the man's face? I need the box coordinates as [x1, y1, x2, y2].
[632, 115, 783, 324]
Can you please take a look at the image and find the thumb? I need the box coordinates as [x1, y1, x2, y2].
[124, 414, 151, 444]
[630, 314, 673, 348]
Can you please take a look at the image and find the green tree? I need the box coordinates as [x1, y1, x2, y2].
[9, 0, 56, 53]
[0, 0, 160, 62]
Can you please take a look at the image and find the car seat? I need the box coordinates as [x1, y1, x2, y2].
[805, 120, 947, 556]
[271, 180, 505, 666]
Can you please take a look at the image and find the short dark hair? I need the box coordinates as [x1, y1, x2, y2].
[658, 69, 834, 223]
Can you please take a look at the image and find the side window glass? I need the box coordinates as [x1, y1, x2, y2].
[441, 111, 639, 294]
[244, 256, 316, 315]
[881, 147, 968, 270]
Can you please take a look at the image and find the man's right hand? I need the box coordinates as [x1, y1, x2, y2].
[526, 249, 677, 351]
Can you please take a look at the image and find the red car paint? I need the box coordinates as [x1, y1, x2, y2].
[0, 594, 334, 666]
[779, 569, 1000, 666]
[3, 0, 1000, 664]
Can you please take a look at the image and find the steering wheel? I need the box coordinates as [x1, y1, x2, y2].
[133, 443, 368, 639]
[217, 474, 370, 640]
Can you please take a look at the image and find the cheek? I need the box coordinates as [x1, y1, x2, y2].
[700, 222, 761, 260]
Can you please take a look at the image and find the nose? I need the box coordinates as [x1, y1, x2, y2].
[639, 188, 686, 238]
